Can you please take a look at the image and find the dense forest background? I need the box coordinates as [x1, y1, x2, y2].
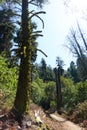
[0, 0, 87, 127]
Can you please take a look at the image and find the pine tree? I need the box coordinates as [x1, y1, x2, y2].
[0, 5, 15, 58]
[0, 0, 47, 123]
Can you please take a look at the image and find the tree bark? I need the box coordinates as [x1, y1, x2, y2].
[11, 0, 32, 121]
[55, 67, 62, 114]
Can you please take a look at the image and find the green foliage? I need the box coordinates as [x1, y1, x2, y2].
[67, 61, 80, 83]
[36, 59, 55, 82]
[41, 81, 56, 109]
[75, 81, 87, 103]
[61, 77, 87, 114]
[46, 65, 55, 81]
[61, 77, 77, 111]
[31, 78, 46, 104]
[77, 56, 87, 81]
[0, 7, 15, 58]
[32, 63, 87, 114]
[61, 76, 73, 88]
[13, 22, 38, 63]
[31, 77, 56, 110]
[0, 56, 18, 108]
[71, 100, 87, 123]
[45, 81, 56, 102]
[39, 58, 47, 82]
[50, 100, 57, 111]
[39, 81, 56, 110]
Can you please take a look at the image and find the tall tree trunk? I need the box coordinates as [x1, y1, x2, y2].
[55, 67, 62, 114]
[11, 0, 32, 121]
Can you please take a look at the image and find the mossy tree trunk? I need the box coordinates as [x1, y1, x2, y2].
[11, 0, 32, 121]
[7, 0, 47, 123]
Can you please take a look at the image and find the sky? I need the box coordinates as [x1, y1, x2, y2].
[34, 0, 87, 69]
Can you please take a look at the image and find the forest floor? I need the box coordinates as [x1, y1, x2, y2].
[0, 103, 86, 130]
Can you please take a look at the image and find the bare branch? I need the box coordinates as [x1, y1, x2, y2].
[32, 34, 43, 37]
[72, 31, 84, 57]
[32, 31, 42, 34]
[29, 11, 46, 28]
[77, 22, 87, 51]
[14, 6, 22, 11]
[28, 10, 35, 15]
[67, 36, 81, 57]
[37, 48, 47, 57]
[28, 0, 35, 3]
[13, 13, 21, 17]
[29, 2, 38, 6]
[13, 0, 22, 7]
[28, 0, 38, 6]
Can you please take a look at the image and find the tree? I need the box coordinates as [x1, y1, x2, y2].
[13, 21, 39, 67]
[39, 58, 47, 82]
[46, 65, 55, 81]
[7, 0, 47, 123]
[0, 0, 47, 123]
[0, 4, 15, 59]
[54, 57, 64, 114]
[67, 61, 80, 83]
[67, 24, 87, 81]
[37, 59, 55, 82]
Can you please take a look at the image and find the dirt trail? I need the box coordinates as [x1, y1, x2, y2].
[50, 114, 85, 130]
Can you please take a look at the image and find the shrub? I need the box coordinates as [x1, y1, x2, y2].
[75, 81, 87, 103]
[0, 56, 18, 108]
[71, 100, 87, 123]
[31, 78, 46, 104]
[41, 81, 56, 110]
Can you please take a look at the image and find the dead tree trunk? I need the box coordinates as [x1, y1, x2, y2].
[55, 67, 62, 114]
